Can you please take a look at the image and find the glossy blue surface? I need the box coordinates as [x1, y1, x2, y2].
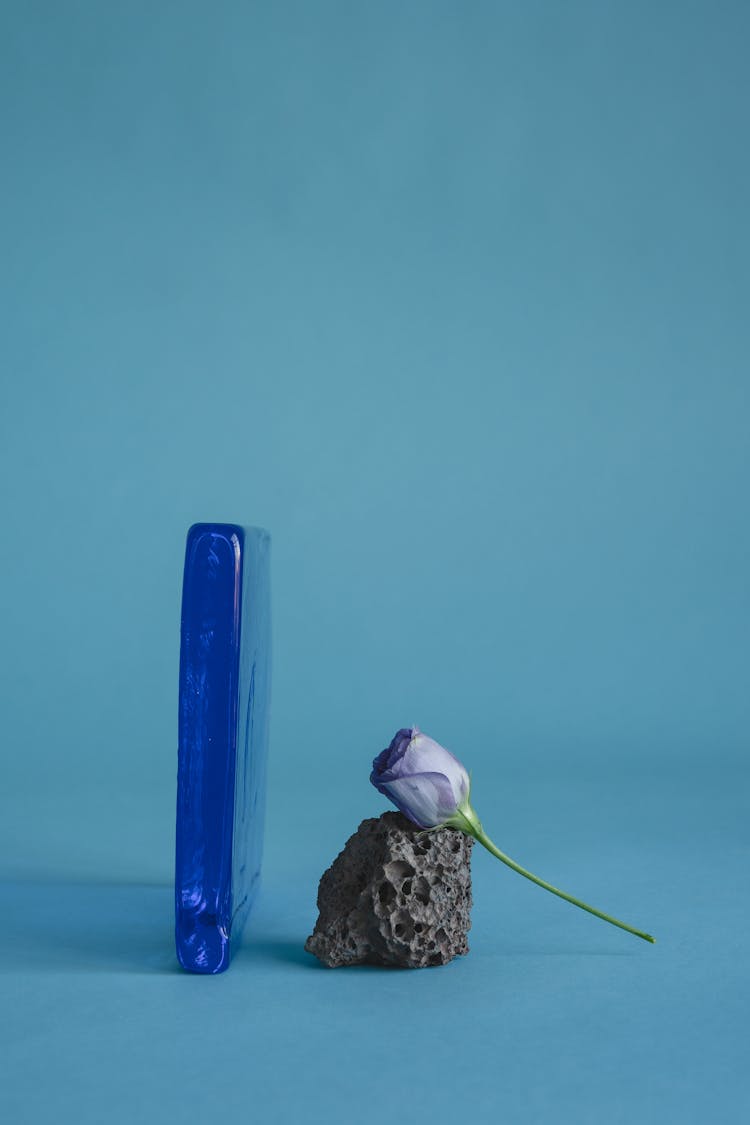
[175, 524, 271, 973]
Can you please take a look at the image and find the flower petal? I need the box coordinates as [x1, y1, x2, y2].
[371, 728, 415, 780]
[399, 732, 470, 805]
[375, 771, 459, 828]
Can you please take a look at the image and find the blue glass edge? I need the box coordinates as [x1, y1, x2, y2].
[175, 522, 270, 974]
[229, 528, 271, 956]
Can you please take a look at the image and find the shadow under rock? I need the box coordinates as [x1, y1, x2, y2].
[240, 935, 322, 969]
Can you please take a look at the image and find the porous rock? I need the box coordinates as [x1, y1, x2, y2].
[305, 811, 473, 968]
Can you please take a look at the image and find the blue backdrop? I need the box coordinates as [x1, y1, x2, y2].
[1, 2, 747, 1122]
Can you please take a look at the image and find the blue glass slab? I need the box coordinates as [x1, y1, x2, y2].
[175, 523, 271, 973]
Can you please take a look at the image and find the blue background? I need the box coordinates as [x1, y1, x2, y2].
[1, 2, 748, 1121]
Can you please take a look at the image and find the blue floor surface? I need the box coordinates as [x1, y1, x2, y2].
[2, 761, 747, 1124]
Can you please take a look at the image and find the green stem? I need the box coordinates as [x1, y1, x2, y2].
[450, 806, 655, 944]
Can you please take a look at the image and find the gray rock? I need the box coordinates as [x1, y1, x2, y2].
[305, 811, 473, 968]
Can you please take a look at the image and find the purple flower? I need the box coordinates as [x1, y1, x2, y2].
[370, 727, 471, 828]
[369, 725, 655, 943]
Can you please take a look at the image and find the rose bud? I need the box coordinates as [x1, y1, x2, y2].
[370, 727, 471, 829]
[371, 727, 655, 944]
